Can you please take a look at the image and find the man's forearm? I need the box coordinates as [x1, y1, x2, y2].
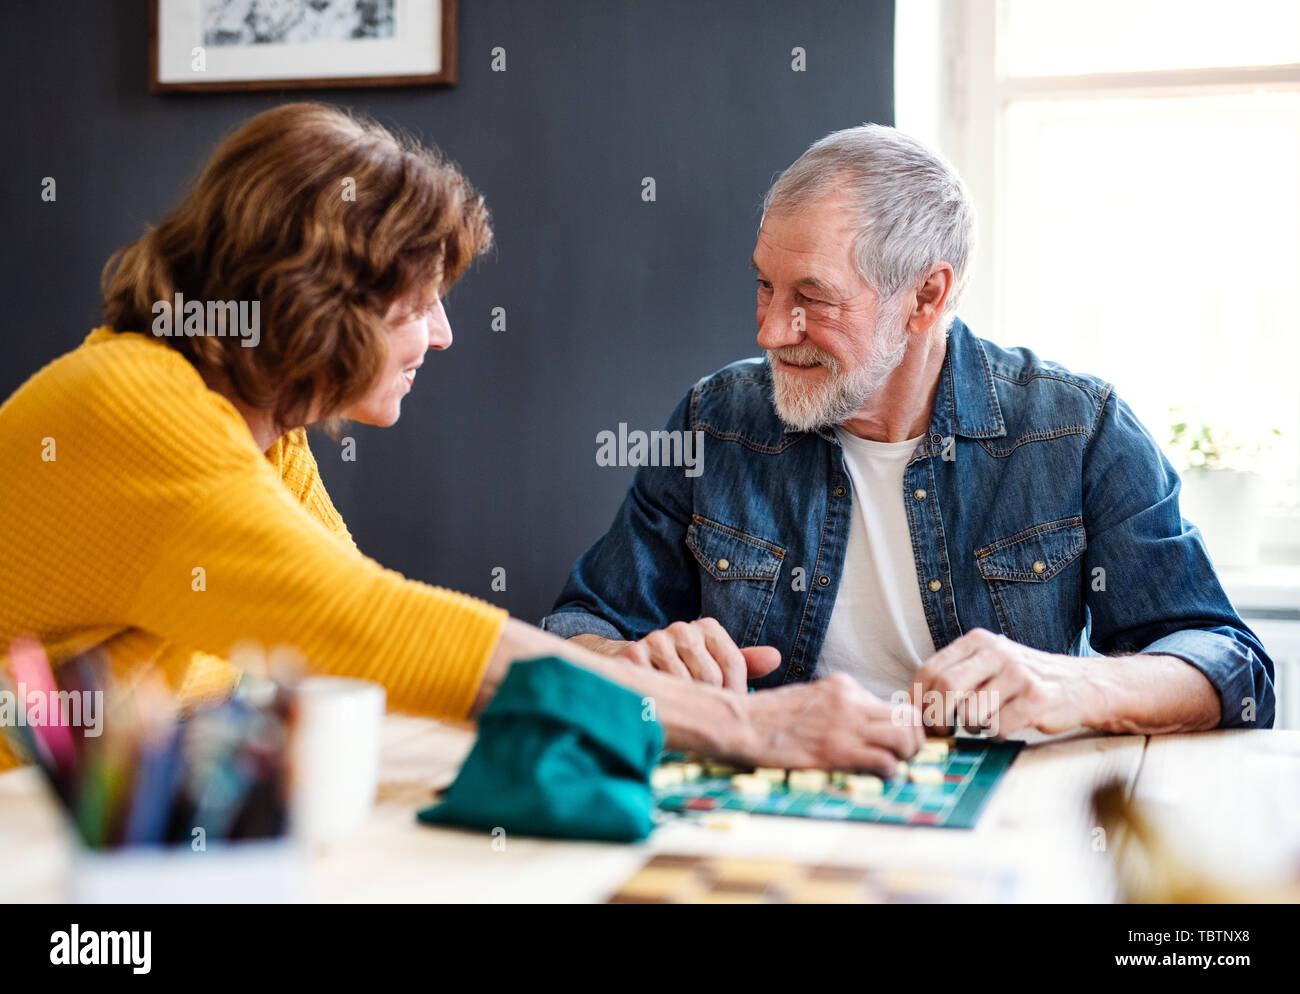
[1084, 653, 1221, 734]
[568, 632, 630, 656]
[471, 618, 749, 755]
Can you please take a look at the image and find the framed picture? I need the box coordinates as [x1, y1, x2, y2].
[149, 0, 458, 93]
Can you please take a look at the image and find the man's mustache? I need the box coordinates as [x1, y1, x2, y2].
[767, 347, 841, 372]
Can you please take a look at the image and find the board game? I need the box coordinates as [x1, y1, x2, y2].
[606, 853, 1017, 903]
[653, 737, 1022, 829]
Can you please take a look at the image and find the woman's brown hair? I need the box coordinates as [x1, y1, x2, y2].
[102, 102, 492, 429]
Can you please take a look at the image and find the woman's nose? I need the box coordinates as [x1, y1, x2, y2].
[427, 299, 452, 350]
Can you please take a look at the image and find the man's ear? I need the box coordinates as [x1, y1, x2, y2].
[907, 263, 955, 335]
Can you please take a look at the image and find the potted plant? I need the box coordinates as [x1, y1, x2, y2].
[1166, 407, 1279, 569]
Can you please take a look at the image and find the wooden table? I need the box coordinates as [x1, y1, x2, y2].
[1, 718, 1296, 903]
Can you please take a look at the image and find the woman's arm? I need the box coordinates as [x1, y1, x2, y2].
[477, 618, 924, 773]
[98, 370, 922, 771]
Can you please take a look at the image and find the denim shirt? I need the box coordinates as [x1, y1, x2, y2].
[542, 318, 1275, 729]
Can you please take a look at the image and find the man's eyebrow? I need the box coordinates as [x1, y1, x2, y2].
[751, 258, 843, 299]
[794, 275, 840, 299]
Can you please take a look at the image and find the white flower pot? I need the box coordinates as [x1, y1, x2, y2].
[1178, 468, 1262, 569]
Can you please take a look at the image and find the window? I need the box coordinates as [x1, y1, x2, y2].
[897, 0, 1300, 555]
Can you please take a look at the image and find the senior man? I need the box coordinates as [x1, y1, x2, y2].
[543, 124, 1275, 737]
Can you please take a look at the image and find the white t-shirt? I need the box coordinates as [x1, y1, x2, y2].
[817, 428, 937, 701]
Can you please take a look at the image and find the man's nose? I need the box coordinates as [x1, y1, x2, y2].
[427, 299, 452, 351]
[756, 298, 803, 351]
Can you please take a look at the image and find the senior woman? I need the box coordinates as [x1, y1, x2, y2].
[0, 102, 921, 774]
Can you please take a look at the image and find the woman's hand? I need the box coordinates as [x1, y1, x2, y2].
[736, 674, 926, 775]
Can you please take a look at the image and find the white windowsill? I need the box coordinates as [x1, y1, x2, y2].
[1218, 564, 1300, 616]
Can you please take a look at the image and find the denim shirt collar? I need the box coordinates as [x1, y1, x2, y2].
[935, 317, 1006, 440]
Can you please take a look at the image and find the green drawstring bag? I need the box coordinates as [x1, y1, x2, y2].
[416, 656, 663, 842]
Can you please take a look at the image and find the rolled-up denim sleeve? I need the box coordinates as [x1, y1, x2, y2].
[539, 609, 625, 641]
[540, 391, 701, 641]
[1081, 390, 1276, 729]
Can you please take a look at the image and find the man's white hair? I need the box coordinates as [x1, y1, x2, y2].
[761, 124, 976, 332]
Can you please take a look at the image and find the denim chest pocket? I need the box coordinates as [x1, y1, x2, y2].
[685, 515, 785, 646]
[974, 517, 1087, 652]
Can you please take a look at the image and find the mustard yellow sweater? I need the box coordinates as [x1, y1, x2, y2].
[0, 328, 507, 770]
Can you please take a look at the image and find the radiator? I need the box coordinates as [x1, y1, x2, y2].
[1243, 618, 1300, 730]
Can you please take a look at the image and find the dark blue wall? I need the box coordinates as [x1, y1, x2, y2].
[1, 0, 894, 622]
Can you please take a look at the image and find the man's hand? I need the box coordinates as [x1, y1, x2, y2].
[570, 618, 781, 692]
[739, 673, 925, 774]
[912, 628, 1101, 736]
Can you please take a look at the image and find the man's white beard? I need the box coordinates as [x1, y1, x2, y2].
[768, 297, 910, 432]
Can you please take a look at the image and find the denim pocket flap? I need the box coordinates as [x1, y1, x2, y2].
[686, 515, 784, 582]
[975, 517, 1086, 582]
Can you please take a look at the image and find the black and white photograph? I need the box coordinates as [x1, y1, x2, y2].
[202, 0, 397, 47]
[151, 0, 455, 91]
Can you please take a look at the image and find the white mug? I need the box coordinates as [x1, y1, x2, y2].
[289, 677, 386, 845]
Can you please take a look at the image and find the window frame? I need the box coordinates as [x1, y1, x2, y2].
[895, 0, 1300, 559]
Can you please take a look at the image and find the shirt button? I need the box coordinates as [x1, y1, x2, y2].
[1032, 560, 1046, 574]
[818, 574, 830, 586]
[928, 579, 942, 592]
[717, 558, 730, 571]
[913, 488, 927, 501]
[930, 432, 943, 445]
[833, 485, 847, 498]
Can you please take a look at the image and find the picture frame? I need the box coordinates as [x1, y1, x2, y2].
[149, 0, 458, 93]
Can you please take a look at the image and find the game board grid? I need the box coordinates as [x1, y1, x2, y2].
[653, 740, 1021, 830]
